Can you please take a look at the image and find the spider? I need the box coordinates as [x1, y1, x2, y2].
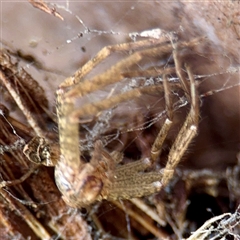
[23, 32, 200, 208]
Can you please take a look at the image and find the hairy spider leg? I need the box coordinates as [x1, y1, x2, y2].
[161, 54, 199, 186]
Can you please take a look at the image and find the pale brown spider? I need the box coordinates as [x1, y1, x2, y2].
[23, 32, 200, 208]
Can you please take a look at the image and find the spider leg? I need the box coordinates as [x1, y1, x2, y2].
[161, 62, 199, 186]
[56, 89, 81, 169]
[150, 74, 173, 163]
[60, 37, 170, 88]
[64, 43, 175, 100]
[63, 38, 202, 101]
[70, 84, 168, 121]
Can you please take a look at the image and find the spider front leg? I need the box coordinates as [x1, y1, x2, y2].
[55, 89, 117, 208]
[161, 62, 199, 186]
[150, 74, 173, 163]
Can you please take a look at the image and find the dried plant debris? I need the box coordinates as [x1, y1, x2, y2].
[28, 0, 63, 21]
[0, 50, 50, 137]
[0, 105, 91, 239]
[187, 206, 240, 240]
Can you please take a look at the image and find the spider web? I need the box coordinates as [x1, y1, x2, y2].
[0, 1, 240, 239]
